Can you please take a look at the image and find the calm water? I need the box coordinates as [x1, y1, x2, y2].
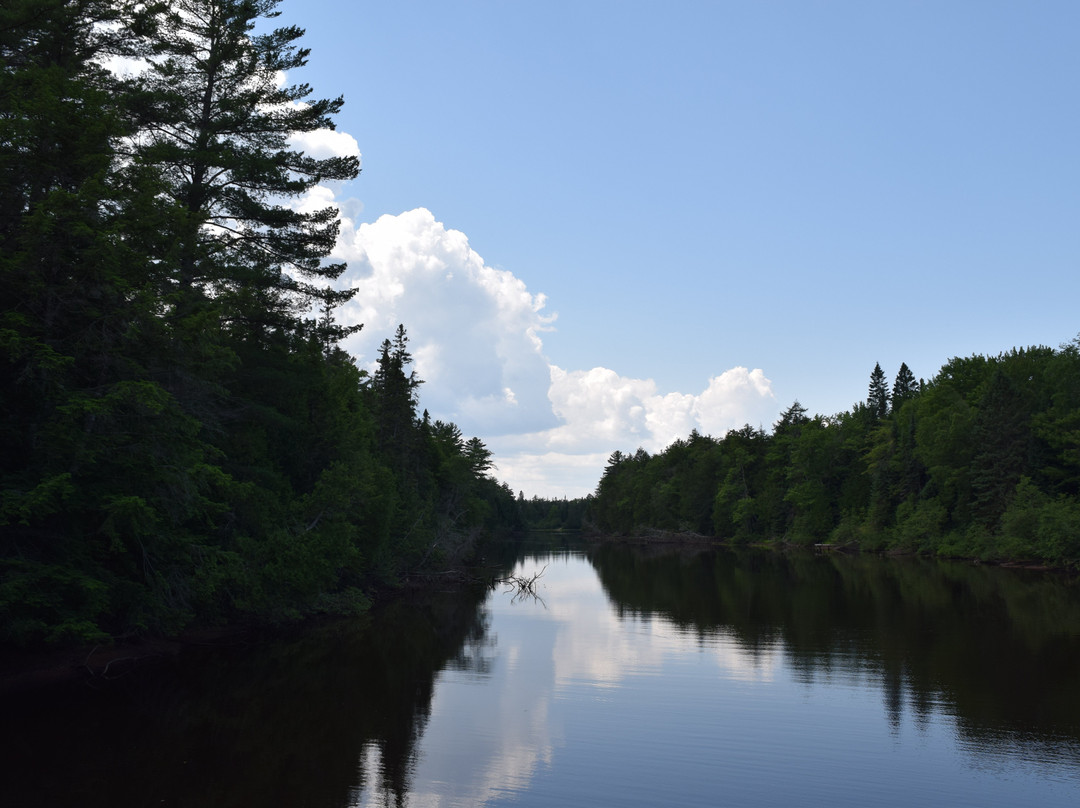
[5, 538, 1080, 807]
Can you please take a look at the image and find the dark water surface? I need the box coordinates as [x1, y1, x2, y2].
[5, 537, 1080, 807]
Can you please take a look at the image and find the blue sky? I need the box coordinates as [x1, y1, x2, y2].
[275, 0, 1079, 497]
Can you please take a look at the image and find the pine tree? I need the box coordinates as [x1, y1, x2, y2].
[371, 325, 423, 463]
[0, 0, 151, 404]
[970, 368, 1030, 527]
[868, 362, 889, 420]
[774, 400, 810, 434]
[133, 0, 360, 338]
[464, 437, 494, 478]
[891, 362, 918, 411]
[0, 0, 231, 641]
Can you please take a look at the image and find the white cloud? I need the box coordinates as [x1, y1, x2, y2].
[484, 449, 613, 499]
[693, 368, 776, 437]
[502, 364, 777, 496]
[334, 208, 559, 435]
[328, 207, 779, 497]
[287, 128, 361, 161]
[290, 183, 338, 215]
[540, 364, 777, 456]
[285, 129, 362, 218]
[547, 366, 658, 450]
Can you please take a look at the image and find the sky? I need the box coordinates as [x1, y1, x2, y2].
[274, 0, 1079, 498]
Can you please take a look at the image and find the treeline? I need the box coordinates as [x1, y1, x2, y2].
[590, 343, 1080, 566]
[516, 494, 590, 531]
[1, 0, 518, 646]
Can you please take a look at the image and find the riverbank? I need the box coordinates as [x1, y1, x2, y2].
[0, 561, 500, 696]
[0, 625, 250, 695]
[6, 530, 1070, 694]
[583, 528, 1077, 575]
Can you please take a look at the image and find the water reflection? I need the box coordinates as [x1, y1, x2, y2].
[4, 540, 1080, 807]
[586, 543, 1080, 742]
[357, 543, 1080, 807]
[2, 586, 490, 808]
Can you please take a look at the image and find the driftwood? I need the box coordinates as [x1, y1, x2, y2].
[495, 565, 547, 605]
[82, 644, 150, 684]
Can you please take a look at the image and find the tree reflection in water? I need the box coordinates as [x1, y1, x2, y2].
[4, 540, 1080, 807]
[587, 543, 1080, 748]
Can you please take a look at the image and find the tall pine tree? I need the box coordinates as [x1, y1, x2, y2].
[891, 362, 918, 411]
[868, 362, 889, 420]
[133, 0, 360, 342]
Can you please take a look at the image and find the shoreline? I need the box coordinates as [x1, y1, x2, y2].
[0, 623, 268, 696]
[583, 529, 1076, 575]
[4, 533, 1071, 694]
[0, 565, 496, 696]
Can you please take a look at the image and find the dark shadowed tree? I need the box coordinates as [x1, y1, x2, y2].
[891, 362, 918, 411]
[464, 438, 494, 478]
[133, 0, 360, 342]
[371, 325, 422, 462]
[970, 368, 1030, 527]
[868, 363, 889, 420]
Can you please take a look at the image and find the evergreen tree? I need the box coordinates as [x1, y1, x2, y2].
[371, 325, 422, 458]
[775, 401, 809, 434]
[0, 0, 207, 641]
[891, 362, 918, 411]
[587, 344, 1080, 566]
[464, 437, 494, 478]
[1032, 337, 1080, 497]
[1, 1, 533, 646]
[970, 368, 1030, 527]
[868, 362, 889, 420]
[133, 0, 360, 339]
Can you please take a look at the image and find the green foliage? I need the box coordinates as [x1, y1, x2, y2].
[970, 368, 1031, 527]
[892, 498, 948, 553]
[891, 362, 918, 411]
[0, 2, 518, 647]
[515, 494, 590, 531]
[0, 559, 111, 645]
[868, 362, 889, 420]
[1000, 477, 1080, 564]
[589, 343, 1080, 567]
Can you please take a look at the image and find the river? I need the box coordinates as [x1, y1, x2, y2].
[4, 536, 1080, 806]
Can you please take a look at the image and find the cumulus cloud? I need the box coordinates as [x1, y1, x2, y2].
[545, 365, 777, 454]
[333, 208, 558, 435]
[489, 366, 777, 497]
[288, 128, 361, 161]
[483, 449, 615, 499]
[325, 207, 778, 497]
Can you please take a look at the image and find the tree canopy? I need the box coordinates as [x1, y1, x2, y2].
[589, 344, 1080, 567]
[0, 0, 517, 647]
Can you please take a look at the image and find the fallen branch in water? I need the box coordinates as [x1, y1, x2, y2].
[82, 645, 144, 684]
[494, 565, 547, 604]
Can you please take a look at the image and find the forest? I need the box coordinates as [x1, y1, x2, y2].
[589, 346, 1080, 566]
[0, 0, 524, 646]
[4, 1, 1078, 653]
